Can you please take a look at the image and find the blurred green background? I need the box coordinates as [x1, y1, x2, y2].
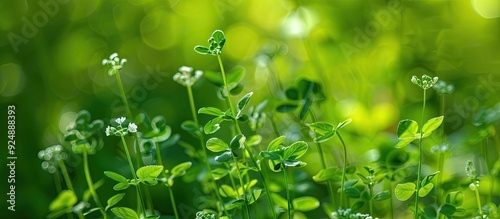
[1, 0, 499, 218]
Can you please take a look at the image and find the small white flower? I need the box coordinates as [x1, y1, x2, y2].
[105, 126, 112, 136]
[110, 53, 118, 59]
[116, 117, 126, 125]
[128, 123, 137, 133]
[179, 66, 193, 73]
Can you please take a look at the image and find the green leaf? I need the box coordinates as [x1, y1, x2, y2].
[106, 193, 125, 211]
[397, 119, 419, 139]
[285, 88, 299, 100]
[337, 118, 352, 130]
[260, 151, 282, 161]
[421, 171, 440, 187]
[225, 199, 245, 211]
[237, 92, 253, 113]
[308, 122, 334, 135]
[395, 137, 415, 148]
[271, 193, 289, 209]
[227, 66, 245, 85]
[445, 191, 464, 206]
[104, 171, 129, 184]
[299, 97, 312, 120]
[198, 107, 225, 117]
[351, 201, 365, 212]
[267, 135, 286, 151]
[439, 203, 456, 217]
[344, 187, 361, 198]
[246, 135, 262, 146]
[283, 159, 306, 167]
[373, 190, 391, 201]
[422, 116, 444, 138]
[283, 141, 308, 160]
[229, 134, 245, 151]
[211, 168, 229, 180]
[181, 120, 198, 132]
[111, 207, 139, 219]
[395, 182, 416, 201]
[206, 138, 229, 152]
[171, 162, 192, 177]
[212, 30, 225, 44]
[49, 190, 77, 211]
[219, 184, 236, 198]
[215, 151, 233, 163]
[418, 183, 434, 197]
[194, 46, 210, 55]
[204, 116, 224, 134]
[248, 189, 262, 204]
[276, 104, 298, 112]
[292, 196, 320, 212]
[136, 165, 163, 185]
[424, 206, 437, 218]
[113, 183, 129, 191]
[313, 167, 341, 182]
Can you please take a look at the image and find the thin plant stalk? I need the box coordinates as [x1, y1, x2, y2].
[387, 180, 394, 219]
[483, 138, 492, 203]
[474, 185, 484, 215]
[368, 183, 374, 216]
[309, 110, 336, 207]
[436, 93, 445, 207]
[53, 171, 62, 192]
[58, 160, 74, 191]
[167, 185, 180, 219]
[336, 132, 348, 209]
[115, 72, 132, 119]
[231, 153, 251, 219]
[120, 136, 147, 217]
[82, 149, 107, 219]
[415, 89, 427, 219]
[217, 54, 277, 219]
[283, 167, 292, 219]
[186, 84, 229, 216]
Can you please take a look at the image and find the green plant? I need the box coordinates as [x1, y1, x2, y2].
[394, 75, 443, 218]
[260, 136, 316, 218]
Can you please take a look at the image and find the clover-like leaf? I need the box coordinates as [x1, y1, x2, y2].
[171, 162, 192, 177]
[267, 136, 286, 151]
[395, 182, 416, 201]
[260, 151, 282, 161]
[337, 118, 352, 130]
[422, 116, 444, 138]
[136, 165, 163, 185]
[229, 134, 246, 151]
[445, 191, 464, 206]
[204, 116, 224, 134]
[206, 138, 229, 152]
[313, 167, 341, 182]
[198, 107, 225, 117]
[237, 92, 253, 114]
[397, 119, 419, 139]
[194, 46, 210, 55]
[105, 193, 125, 211]
[373, 191, 391, 201]
[292, 196, 320, 212]
[225, 199, 245, 211]
[283, 141, 308, 160]
[49, 190, 77, 211]
[421, 171, 439, 187]
[248, 189, 262, 204]
[418, 183, 434, 197]
[211, 168, 229, 180]
[104, 171, 128, 184]
[215, 151, 233, 163]
[439, 204, 456, 217]
[111, 207, 139, 219]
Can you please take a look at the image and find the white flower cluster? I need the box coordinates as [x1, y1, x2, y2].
[173, 66, 203, 87]
[331, 208, 378, 219]
[102, 53, 127, 76]
[433, 80, 454, 94]
[38, 145, 68, 174]
[105, 117, 137, 137]
[411, 74, 439, 90]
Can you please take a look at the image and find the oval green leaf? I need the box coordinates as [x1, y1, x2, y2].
[106, 193, 125, 211]
[422, 116, 444, 138]
[111, 207, 139, 219]
[206, 138, 228, 152]
[171, 162, 192, 177]
[397, 119, 419, 139]
[292, 196, 320, 212]
[395, 182, 416, 201]
[284, 141, 308, 160]
[104, 171, 128, 184]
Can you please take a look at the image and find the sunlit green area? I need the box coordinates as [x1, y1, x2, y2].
[1, 0, 500, 218]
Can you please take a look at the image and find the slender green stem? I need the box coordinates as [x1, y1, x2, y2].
[474, 185, 484, 215]
[387, 180, 394, 219]
[186, 84, 229, 216]
[231, 153, 250, 219]
[58, 160, 73, 191]
[436, 94, 445, 206]
[82, 149, 107, 219]
[369, 184, 374, 216]
[217, 53, 277, 218]
[167, 185, 180, 219]
[415, 89, 427, 219]
[483, 138, 492, 203]
[53, 172, 62, 192]
[309, 110, 336, 207]
[120, 136, 147, 217]
[115, 72, 132, 119]
[283, 167, 292, 219]
[337, 132, 348, 209]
